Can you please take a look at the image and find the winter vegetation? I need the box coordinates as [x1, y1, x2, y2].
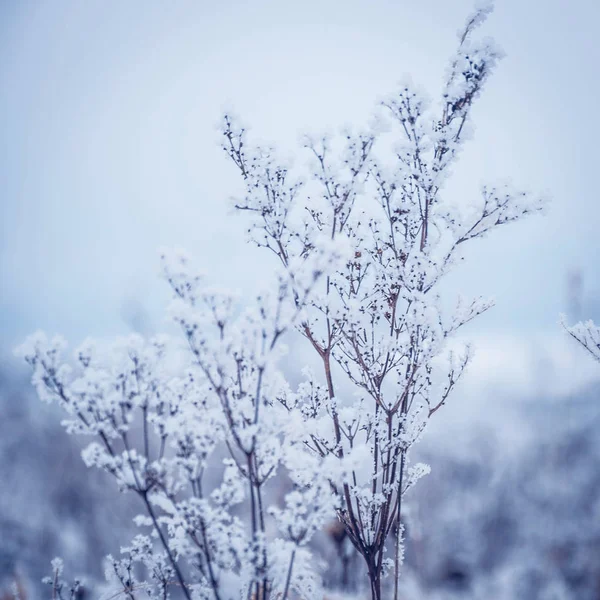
[563, 319, 600, 365]
[3, 1, 598, 599]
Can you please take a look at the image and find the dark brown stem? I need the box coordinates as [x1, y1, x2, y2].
[141, 493, 192, 600]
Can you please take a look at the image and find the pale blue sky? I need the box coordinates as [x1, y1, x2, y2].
[1, 0, 599, 351]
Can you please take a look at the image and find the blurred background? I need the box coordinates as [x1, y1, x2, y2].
[1, 0, 599, 597]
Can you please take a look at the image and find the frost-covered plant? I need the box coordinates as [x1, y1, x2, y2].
[42, 558, 82, 600]
[17, 3, 543, 599]
[563, 318, 600, 363]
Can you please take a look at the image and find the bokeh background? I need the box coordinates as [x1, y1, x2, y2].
[1, 0, 599, 597]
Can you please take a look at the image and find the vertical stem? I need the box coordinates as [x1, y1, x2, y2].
[368, 558, 382, 600]
[195, 478, 222, 600]
[281, 549, 296, 600]
[246, 454, 262, 600]
[141, 493, 192, 600]
[256, 481, 269, 600]
[393, 451, 406, 600]
[142, 405, 150, 461]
